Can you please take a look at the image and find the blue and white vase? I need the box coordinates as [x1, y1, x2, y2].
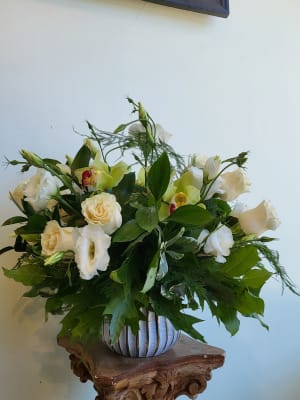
[101, 310, 180, 358]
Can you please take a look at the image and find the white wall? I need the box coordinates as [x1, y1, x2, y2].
[1, 0, 300, 399]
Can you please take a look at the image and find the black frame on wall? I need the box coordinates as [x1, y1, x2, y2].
[144, 0, 230, 18]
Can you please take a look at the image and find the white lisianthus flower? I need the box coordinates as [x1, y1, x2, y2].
[81, 192, 122, 235]
[197, 229, 210, 248]
[187, 166, 203, 190]
[73, 225, 111, 280]
[23, 169, 60, 212]
[238, 200, 281, 236]
[155, 123, 172, 143]
[199, 225, 234, 263]
[220, 168, 250, 201]
[128, 122, 172, 143]
[204, 178, 224, 200]
[41, 220, 74, 256]
[128, 122, 145, 135]
[204, 156, 222, 180]
[190, 154, 208, 169]
[10, 181, 27, 211]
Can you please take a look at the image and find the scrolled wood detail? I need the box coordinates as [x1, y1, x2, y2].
[69, 354, 91, 383]
[186, 377, 207, 396]
[120, 389, 142, 400]
[93, 366, 212, 400]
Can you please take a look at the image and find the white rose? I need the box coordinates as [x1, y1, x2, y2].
[204, 156, 222, 180]
[238, 200, 281, 236]
[73, 224, 111, 280]
[41, 220, 74, 256]
[230, 201, 247, 218]
[200, 225, 234, 263]
[81, 192, 122, 235]
[23, 169, 60, 212]
[220, 168, 250, 201]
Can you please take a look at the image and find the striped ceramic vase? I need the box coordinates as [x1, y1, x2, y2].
[101, 310, 180, 358]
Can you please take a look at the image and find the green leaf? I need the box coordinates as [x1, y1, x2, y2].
[43, 158, 61, 166]
[104, 292, 140, 343]
[217, 304, 240, 336]
[112, 220, 145, 243]
[15, 214, 48, 235]
[141, 250, 160, 293]
[242, 269, 272, 289]
[71, 144, 92, 173]
[165, 250, 184, 260]
[23, 286, 42, 297]
[237, 291, 265, 316]
[59, 305, 83, 338]
[165, 226, 185, 247]
[59, 303, 104, 341]
[45, 297, 63, 315]
[110, 249, 144, 296]
[21, 198, 36, 217]
[18, 234, 41, 242]
[250, 314, 269, 331]
[26, 214, 48, 232]
[136, 206, 158, 232]
[204, 198, 231, 217]
[72, 308, 103, 339]
[3, 264, 47, 286]
[2, 216, 27, 226]
[112, 172, 135, 204]
[167, 205, 214, 226]
[148, 152, 171, 200]
[110, 259, 131, 287]
[151, 295, 205, 342]
[113, 123, 127, 133]
[254, 242, 299, 296]
[171, 236, 199, 253]
[221, 246, 260, 277]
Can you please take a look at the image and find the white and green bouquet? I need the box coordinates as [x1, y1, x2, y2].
[1, 99, 297, 344]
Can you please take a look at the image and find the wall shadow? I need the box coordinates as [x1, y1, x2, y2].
[33, 0, 211, 28]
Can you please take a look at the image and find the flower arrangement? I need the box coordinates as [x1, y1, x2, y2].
[1, 98, 298, 344]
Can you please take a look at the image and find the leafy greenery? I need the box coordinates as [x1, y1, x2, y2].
[1, 98, 298, 346]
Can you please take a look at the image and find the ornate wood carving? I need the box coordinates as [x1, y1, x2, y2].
[58, 335, 225, 400]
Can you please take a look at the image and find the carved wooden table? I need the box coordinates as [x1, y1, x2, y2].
[58, 335, 225, 400]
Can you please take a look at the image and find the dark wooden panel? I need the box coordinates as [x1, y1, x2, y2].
[144, 0, 230, 18]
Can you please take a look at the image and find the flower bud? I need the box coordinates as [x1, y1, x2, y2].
[138, 102, 148, 125]
[20, 150, 44, 168]
[84, 138, 99, 158]
[204, 156, 221, 180]
[190, 154, 208, 169]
